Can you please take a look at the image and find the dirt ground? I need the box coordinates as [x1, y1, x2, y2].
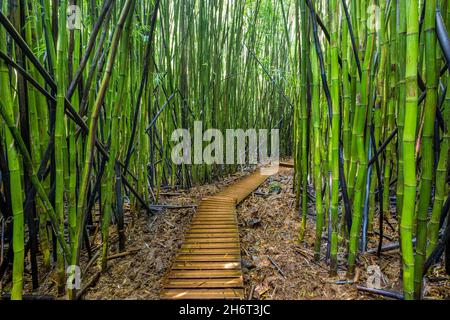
[22, 167, 450, 300]
[79, 170, 253, 300]
[238, 168, 449, 300]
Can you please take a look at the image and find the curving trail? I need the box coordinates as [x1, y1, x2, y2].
[160, 164, 290, 299]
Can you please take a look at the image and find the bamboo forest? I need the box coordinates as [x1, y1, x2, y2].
[0, 0, 449, 303]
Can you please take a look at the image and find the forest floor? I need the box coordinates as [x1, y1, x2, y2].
[238, 169, 449, 299]
[25, 167, 450, 300]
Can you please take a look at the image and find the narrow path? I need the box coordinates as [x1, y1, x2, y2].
[160, 164, 289, 299]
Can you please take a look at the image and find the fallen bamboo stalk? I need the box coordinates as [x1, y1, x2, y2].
[107, 249, 140, 261]
[150, 204, 197, 209]
[366, 238, 417, 254]
[1, 294, 54, 301]
[268, 256, 286, 279]
[83, 251, 101, 277]
[366, 242, 400, 254]
[357, 285, 403, 300]
[254, 191, 269, 196]
[76, 271, 101, 300]
[159, 192, 184, 196]
[248, 285, 255, 300]
[83, 235, 121, 276]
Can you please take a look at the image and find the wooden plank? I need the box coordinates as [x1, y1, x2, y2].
[194, 212, 234, 215]
[182, 243, 240, 249]
[183, 237, 239, 243]
[194, 216, 235, 218]
[171, 261, 241, 270]
[176, 254, 240, 262]
[197, 208, 234, 211]
[192, 216, 235, 220]
[200, 202, 235, 204]
[179, 248, 241, 255]
[194, 213, 235, 216]
[194, 212, 235, 215]
[280, 161, 294, 168]
[200, 201, 235, 206]
[168, 270, 242, 278]
[172, 262, 240, 268]
[195, 213, 235, 216]
[198, 204, 235, 207]
[187, 228, 238, 233]
[164, 277, 243, 288]
[201, 201, 236, 204]
[196, 209, 235, 212]
[202, 196, 236, 201]
[195, 213, 235, 215]
[191, 221, 236, 225]
[190, 224, 236, 229]
[195, 212, 235, 214]
[190, 225, 237, 229]
[191, 218, 236, 222]
[198, 205, 234, 208]
[160, 289, 243, 299]
[187, 234, 238, 239]
[188, 228, 237, 233]
[192, 218, 237, 225]
[185, 232, 239, 242]
[191, 221, 235, 224]
[197, 210, 233, 212]
[185, 233, 238, 238]
[194, 216, 235, 219]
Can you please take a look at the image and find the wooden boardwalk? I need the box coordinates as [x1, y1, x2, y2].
[160, 165, 289, 300]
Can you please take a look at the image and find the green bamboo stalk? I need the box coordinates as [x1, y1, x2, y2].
[371, 0, 388, 234]
[101, 9, 133, 270]
[396, 0, 407, 219]
[298, 0, 308, 242]
[414, 0, 438, 299]
[342, 0, 351, 181]
[329, 0, 340, 274]
[427, 84, 450, 257]
[401, 0, 419, 300]
[42, 0, 57, 78]
[347, 0, 359, 201]
[348, 0, 376, 274]
[0, 6, 24, 299]
[71, 1, 135, 287]
[0, 100, 70, 263]
[383, 0, 397, 228]
[68, 0, 80, 252]
[310, 29, 323, 261]
[55, 0, 68, 294]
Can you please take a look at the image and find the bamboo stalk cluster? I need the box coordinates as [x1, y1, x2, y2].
[0, 0, 448, 301]
[0, 0, 293, 299]
[294, 0, 450, 299]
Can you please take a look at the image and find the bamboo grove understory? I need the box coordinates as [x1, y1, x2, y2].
[0, 0, 448, 300]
